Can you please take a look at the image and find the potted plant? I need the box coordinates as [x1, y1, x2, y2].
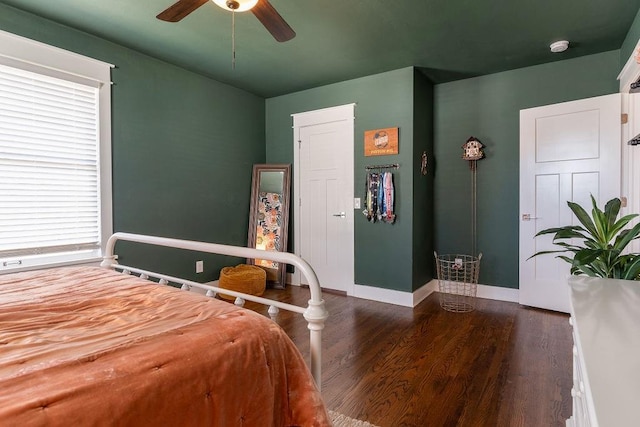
[531, 196, 640, 280]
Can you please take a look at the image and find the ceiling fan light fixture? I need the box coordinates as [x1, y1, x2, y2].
[212, 0, 258, 12]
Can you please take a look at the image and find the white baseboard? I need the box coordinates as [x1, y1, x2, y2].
[350, 280, 519, 307]
[476, 283, 519, 303]
[413, 279, 438, 306]
[351, 280, 437, 307]
[282, 272, 519, 307]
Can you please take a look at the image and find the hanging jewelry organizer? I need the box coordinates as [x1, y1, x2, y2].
[362, 164, 399, 224]
[364, 163, 400, 171]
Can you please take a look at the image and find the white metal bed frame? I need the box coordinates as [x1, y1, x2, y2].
[100, 232, 329, 390]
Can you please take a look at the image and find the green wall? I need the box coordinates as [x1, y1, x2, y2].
[412, 70, 435, 290]
[1, 1, 631, 294]
[0, 4, 266, 281]
[433, 50, 621, 288]
[266, 67, 431, 292]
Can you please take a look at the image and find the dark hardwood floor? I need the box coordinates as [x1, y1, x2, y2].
[246, 287, 573, 427]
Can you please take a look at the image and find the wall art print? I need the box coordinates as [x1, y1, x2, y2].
[364, 127, 399, 156]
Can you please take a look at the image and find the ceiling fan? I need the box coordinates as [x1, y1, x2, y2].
[157, 0, 296, 43]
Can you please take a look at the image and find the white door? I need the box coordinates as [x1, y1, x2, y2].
[293, 104, 355, 293]
[519, 94, 621, 313]
[623, 93, 640, 254]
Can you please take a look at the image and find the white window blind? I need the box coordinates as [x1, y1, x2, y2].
[0, 63, 101, 258]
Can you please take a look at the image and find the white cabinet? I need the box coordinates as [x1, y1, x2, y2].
[567, 277, 640, 427]
[619, 43, 640, 255]
[568, 329, 592, 426]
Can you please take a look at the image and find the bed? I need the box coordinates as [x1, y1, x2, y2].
[0, 233, 330, 426]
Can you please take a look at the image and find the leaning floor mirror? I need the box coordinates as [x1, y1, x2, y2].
[247, 164, 291, 289]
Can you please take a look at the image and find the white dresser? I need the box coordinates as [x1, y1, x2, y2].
[567, 276, 640, 427]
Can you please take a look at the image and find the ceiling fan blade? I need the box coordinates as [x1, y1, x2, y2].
[157, 0, 209, 22]
[251, 0, 296, 42]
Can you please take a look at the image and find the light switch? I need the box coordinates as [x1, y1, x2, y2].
[354, 198, 361, 209]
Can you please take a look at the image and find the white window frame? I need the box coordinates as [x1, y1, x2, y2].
[0, 30, 114, 273]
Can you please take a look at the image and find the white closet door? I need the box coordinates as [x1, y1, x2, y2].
[519, 94, 621, 313]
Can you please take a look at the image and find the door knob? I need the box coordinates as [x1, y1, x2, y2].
[332, 212, 346, 218]
[522, 214, 539, 221]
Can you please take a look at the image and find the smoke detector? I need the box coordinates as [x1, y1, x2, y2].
[550, 40, 569, 53]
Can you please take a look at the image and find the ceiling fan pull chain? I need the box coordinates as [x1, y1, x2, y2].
[231, 9, 236, 70]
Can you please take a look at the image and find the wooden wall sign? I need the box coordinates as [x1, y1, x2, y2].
[364, 127, 398, 156]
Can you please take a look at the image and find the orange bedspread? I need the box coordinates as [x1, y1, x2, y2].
[0, 267, 329, 426]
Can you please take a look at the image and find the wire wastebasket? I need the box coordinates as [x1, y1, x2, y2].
[434, 252, 482, 313]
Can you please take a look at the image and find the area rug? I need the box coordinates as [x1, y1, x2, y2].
[328, 410, 380, 427]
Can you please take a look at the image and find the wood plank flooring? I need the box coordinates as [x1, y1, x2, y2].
[246, 288, 572, 427]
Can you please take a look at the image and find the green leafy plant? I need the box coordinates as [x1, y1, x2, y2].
[531, 196, 640, 280]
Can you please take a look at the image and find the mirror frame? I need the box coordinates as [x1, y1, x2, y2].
[247, 164, 291, 289]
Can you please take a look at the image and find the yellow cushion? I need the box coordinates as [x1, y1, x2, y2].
[218, 264, 266, 300]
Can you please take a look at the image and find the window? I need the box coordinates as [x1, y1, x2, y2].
[0, 30, 113, 273]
